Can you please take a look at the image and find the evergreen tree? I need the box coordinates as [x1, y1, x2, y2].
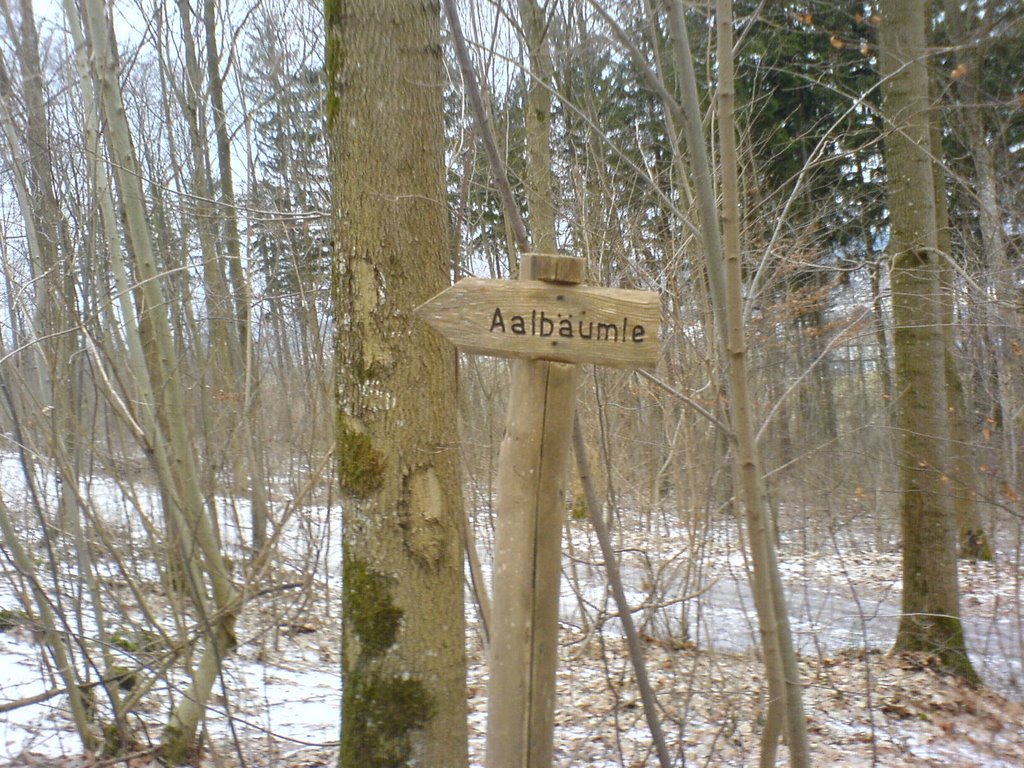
[244, 7, 329, 350]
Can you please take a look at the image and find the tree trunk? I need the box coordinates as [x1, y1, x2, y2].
[325, 1, 467, 765]
[657, 2, 811, 764]
[929, 93, 992, 561]
[74, 0, 242, 758]
[517, 0, 557, 257]
[869, 258, 895, 409]
[941, 0, 997, 561]
[1, 0, 96, 746]
[201, 0, 271, 555]
[10, 0, 84, 528]
[710, 1, 809, 762]
[879, 0, 978, 681]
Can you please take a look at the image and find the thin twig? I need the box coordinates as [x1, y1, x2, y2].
[0, 685, 65, 714]
[573, 415, 674, 768]
[637, 368, 734, 436]
[442, 0, 530, 254]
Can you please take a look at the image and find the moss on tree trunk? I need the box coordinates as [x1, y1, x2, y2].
[341, 554, 434, 767]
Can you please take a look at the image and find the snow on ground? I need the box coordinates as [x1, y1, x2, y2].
[1, 635, 84, 759]
[1, 453, 1023, 766]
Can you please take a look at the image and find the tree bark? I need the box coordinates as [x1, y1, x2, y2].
[879, 0, 978, 681]
[326, 1, 467, 765]
[517, 0, 557, 257]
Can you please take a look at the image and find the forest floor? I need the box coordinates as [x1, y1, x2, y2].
[4, 628, 1024, 767]
[2, 492, 1023, 766]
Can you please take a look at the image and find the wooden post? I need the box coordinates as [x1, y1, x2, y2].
[490, 253, 574, 768]
[487, 356, 577, 767]
[486, 253, 579, 768]
[417, 253, 660, 767]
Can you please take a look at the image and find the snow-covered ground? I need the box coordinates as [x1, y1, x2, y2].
[2, 453, 1023, 766]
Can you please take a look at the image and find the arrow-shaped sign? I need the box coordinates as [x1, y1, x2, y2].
[416, 277, 660, 369]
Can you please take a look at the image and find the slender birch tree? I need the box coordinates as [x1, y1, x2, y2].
[663, 2, 811, 762]
[73, 0, 243, 758]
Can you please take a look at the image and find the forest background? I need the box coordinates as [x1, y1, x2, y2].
[0, 0, 1022, 766]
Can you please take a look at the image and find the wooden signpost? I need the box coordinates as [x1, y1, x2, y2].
[417, 254, 660, 768]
